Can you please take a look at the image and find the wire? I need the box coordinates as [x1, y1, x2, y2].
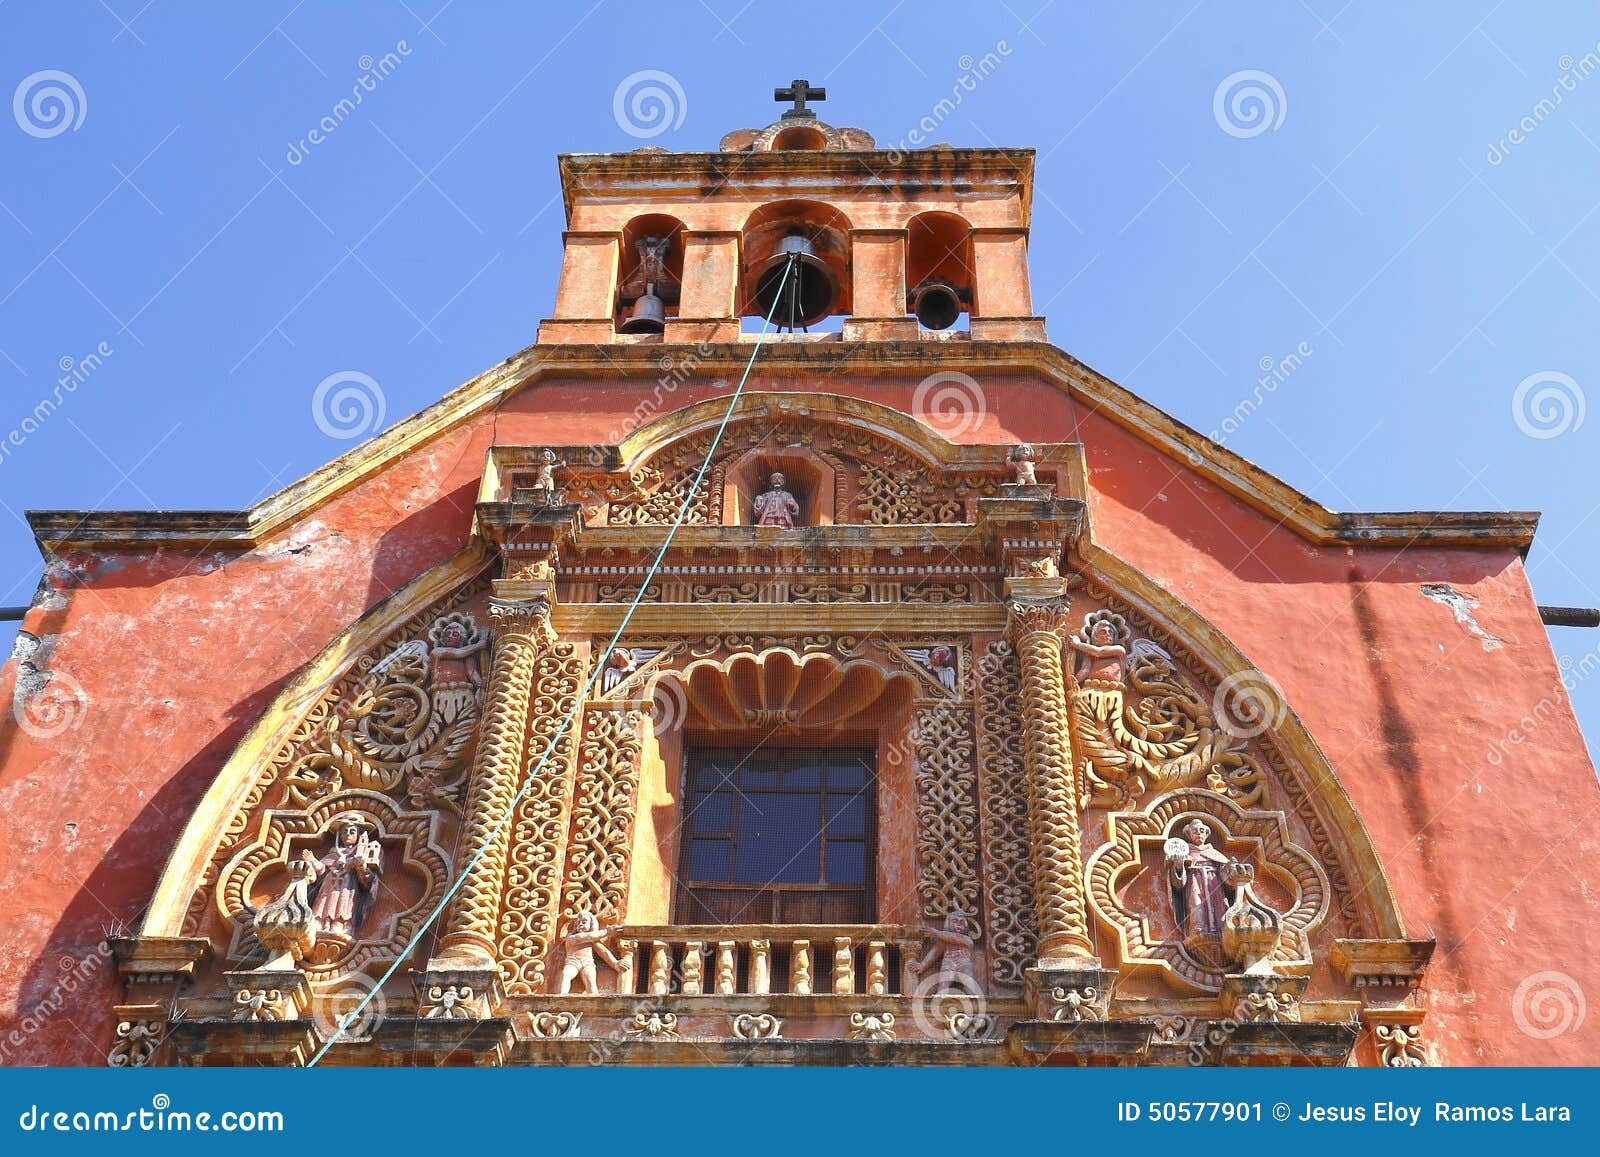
[305, 255, 799, 1067]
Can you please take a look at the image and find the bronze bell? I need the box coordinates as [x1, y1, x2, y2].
[620, 289, 666, 334]
[910, 278, 966, 331]
[753, 231, 837, 329]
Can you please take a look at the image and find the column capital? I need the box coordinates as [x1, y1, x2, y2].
[1004, 593, 1072, 640]
[488, 595, 555, 644]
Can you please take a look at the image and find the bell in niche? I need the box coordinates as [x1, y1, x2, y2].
[620, 290, 667, 334]
[753, 230, 838, 329]
[909, 278, 968, 331]
[618, 234, 677, 335]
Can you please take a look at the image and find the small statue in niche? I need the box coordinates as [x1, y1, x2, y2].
[531, 448, 565, 505]
[906, 911, 978, 991]
[1008, 443, 1038, 486]
[556, 910, 624, 995]
[752, 472, 801, 527]
[301, 817, 383, 963]
[1165, 818, 1235, 939]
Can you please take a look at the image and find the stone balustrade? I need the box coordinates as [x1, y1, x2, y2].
[611, 925, 925, 998]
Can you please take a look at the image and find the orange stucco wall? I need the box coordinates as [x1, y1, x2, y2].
[1, 364, 1595, 1064]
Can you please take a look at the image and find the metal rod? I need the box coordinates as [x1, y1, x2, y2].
[1539, 605, 1600, 628]
[0, 606, 27, 621]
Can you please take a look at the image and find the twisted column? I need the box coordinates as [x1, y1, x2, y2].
[434, 596, 552, 967]
[1006, 595, 1097, 965]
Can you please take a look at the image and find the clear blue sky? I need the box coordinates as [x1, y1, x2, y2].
[2, 2, 1597, 755]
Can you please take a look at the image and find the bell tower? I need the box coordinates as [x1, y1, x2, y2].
[539, 82, 1046, 344]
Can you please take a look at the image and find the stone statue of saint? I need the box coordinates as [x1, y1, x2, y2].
[557, 910, 623, 994]
[906, 910, 977, 991]
[1009, 443, 1037, 485]
[1166, 818, 1234, 938]
[301, 818, 382, 961]
[752, 472, 801, 527]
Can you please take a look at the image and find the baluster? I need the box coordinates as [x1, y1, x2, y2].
[832, 936, 855, 994]
[750, 939, 772, 995]
[617, 938, 638, 995]
[681, 940, 706, 995]
[865, 940, 888, 996]
[648, 941, 672, 996]
[715, 940, 737, 995]
[791, 939, 813, 996]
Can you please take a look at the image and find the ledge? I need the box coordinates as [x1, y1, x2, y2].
[25, 343, 1539, 554]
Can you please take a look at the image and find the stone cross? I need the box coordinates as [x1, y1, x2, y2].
[775, 79, 825, 119]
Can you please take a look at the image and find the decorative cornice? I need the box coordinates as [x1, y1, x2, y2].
[26, 343, 1539, 554]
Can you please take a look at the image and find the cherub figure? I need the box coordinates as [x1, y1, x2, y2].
[532, 448, 565, 504]
[906, 911, 977, 992]
[1071, 616, 1128, 685]
[556, 910, 623, 995]
[1008, 443, 1038, 485]
[906, 644, 958, 694]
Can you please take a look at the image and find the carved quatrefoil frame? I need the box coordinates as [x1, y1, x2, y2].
[1085, 788, 1329, 992]
[214, 788, 451, 981]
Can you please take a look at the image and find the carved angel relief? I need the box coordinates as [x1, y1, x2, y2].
[281, 612, 489, 815]
[1066, 610, 1265, 811]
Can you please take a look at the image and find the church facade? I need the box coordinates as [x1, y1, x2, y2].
[3, 92, 1597, 1067]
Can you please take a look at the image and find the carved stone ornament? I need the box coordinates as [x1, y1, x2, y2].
[420, 983, 489, 1019]
[848, 1011, 897, 1041]
[943, 1010, 996, 1041]
[1049, 983, 1107, 1022]
[626, 1010, 681, 1039]
[1374, 1022, 1428, 1067]
[529, 1010, 583, 1039]
[729, 1012, 783, 1040]
[107, 1009, 174, 1067]
[216, 791, 450, 980]
[1085, 789, 1328, 992]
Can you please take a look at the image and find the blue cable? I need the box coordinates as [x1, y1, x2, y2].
[306, 255, 798, 1066]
